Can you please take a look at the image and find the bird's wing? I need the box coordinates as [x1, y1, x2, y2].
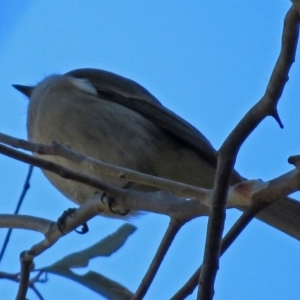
[66, 68, 300, 240]
[65, 68, 217, 167]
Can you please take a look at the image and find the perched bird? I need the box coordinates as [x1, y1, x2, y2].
[13, 68, 300, 239]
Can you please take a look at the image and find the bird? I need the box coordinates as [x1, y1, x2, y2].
[13, 68, 300, 240]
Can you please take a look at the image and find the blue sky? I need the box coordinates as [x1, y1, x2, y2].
[1, 1, 300, 299]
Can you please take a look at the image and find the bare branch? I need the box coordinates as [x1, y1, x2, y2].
[132, 218, 184, 300]
[0, 271, 19, 282]
[0, 132, 207, 199]
[28, 284, 44, 300]
[171, 203, 265, 299]
[0, 163, 296, 300]
[0, 214, 51, 234]
[1, 135, 300, 220]
[198, 5, 300, 299]
[16, 251, 33, 300]
[0, 271, 44, 300]
[0, 165, 34, 264]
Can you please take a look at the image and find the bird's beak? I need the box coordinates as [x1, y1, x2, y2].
[12, 84, 34, 97]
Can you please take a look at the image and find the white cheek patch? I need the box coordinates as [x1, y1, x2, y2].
[69, 77, 98, 96]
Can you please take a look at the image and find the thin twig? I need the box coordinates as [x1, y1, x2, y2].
[28, 270, 46, 300]
[198, 5, 300, 300]
[0, 270, 44, 300]
[0, 271, 19, 281]
[0, 165, 34, 264]
[28, 284, 44, 300]
[29, 270, 46, 284]
[131, 218, 184, 300]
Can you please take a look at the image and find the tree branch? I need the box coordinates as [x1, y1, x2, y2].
[132, 218, 184, 299]
[0, 214, 51, 234]
[198, 5, 300, 300]
[0, 165, 34, 264]
[0, 132, 207, 199]
[16, 251, 33, 300]
[171, 203, 268, 299]
[1, 136, 300, 221]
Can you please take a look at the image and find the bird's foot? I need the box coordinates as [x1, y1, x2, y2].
[57, 208, 89, 234]
[101, 193, 130, 216]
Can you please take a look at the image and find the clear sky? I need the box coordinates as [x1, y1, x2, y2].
[1, 1, 300, 299]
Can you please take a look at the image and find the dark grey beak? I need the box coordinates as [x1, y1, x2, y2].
[12, 84, 34, 97]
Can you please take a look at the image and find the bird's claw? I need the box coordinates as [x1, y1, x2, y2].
[101, 193, 130, 216]
[57, 207, 89, 234]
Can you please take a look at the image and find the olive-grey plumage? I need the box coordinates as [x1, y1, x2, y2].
[14, 68, 300, 240]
